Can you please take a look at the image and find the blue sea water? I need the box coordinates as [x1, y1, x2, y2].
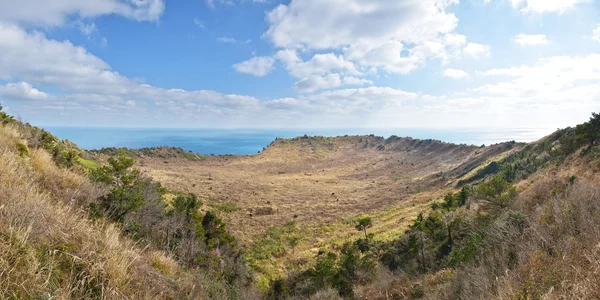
[44, 127, 554, 155]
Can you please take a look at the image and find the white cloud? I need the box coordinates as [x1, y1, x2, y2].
[344, 41, 421, 74]
[275, 50, 361, 78]
[292, 74, 373, 93]
[206, 0, 268, 8]
[265, 0, 459, 49]
[513, 33, 548, 46]
[508, 0, 587, 13]
[0, 23, 262, 117]
[232, 56, 276, 77]
[75, 21, 98, 38]
[205, 0, 217, 8]
[294, 74, 342, 93]
[0, 82, 49, 101]
[593, 25, 600, 42]
[342, 76, 373, 86]
[74, 21, 107, 46]
[478, 66, 529, 77]
[216, 37, 251, 45]
[476, 55, 600, 95]
[0, 0, 165, 26]
[263, 0, 487, 77]
[194, 17, 206, 29]
[463, 43, 491, 58]
[0, 22, 120, 93]
[443, 68, 469, 79]
[217, 37, 237, 43]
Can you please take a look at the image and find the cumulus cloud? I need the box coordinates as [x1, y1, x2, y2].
[0, 82, 49, 101]
[463, 43, 491, 58]
[0, 22, 121, 93]
[0, 0, 165, 26]
[232, 56, 276, 77]
[273, 50, 374, 92]
[342, 76, 373, 86]
[292, 74, 373, 93]
[508, 0, 587, 13]
[294, 74, 342, 93]
[265, 0, 459, 49]
[513, 34, 548, 46]
[262, 0, 485, 80]
[593, 25, 600, 42]
[275, 50, 361, 78]
[443, 68, 469, 79]
[0, 23, 263, 119]
[258, 0, 494, 90]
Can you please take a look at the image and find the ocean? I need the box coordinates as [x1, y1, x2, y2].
[44, 127, 554, 155]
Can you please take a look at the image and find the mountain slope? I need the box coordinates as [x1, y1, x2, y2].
[0, 120, 253, 299]
[4, 106, 600, 299]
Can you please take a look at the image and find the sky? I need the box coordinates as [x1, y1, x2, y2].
[0, 0, 599, 130]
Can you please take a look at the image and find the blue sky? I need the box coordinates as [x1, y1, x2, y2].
[0, 0, 599, 129]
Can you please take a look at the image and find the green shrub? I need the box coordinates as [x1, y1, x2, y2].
[90, 152, 145, 222]
[16, 142, 29, 157]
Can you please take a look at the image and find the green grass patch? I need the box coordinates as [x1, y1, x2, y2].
[208, 202, 241, 213]
[76, 157, 101, 169]
[247, 221, 306, 290]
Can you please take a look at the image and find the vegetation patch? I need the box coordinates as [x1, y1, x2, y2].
[208, 201, 241, 212]
[76, 157, 101, 169]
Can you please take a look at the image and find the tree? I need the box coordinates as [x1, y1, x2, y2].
[172, 193, 202, 226]
[477, 174, 516, 209]
[441, 192, 456, 210]
[333, 245, 359, 297]
[166, 193, 205, 265]
[355, 216, 373, 240]
[458, 186, 470, 206]
[576, 112, 600, 147]
[202, 211, 235, 251]
[314, 251, 338, 288]
[0, 104, 15, 125]
[90, 152, 145, 222]
[589, 112, 600, 145]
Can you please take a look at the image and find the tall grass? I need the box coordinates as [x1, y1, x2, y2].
[0, 124, 201, 299]
[424, 179, 600, 299]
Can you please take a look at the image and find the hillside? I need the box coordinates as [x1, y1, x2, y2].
[0, 110, 254, 299]
[3, 106, 600, 299]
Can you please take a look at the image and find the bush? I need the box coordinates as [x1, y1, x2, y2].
[16, 142, 29, 157]
[90, 152, 145, 222]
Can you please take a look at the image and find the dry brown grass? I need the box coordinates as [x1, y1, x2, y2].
[422, 178, 600, 300]
[0, 125, 204, 299]
[137, 136, 514, 246]
[507, 181, 600, 299]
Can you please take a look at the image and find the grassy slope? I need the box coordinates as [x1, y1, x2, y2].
[353, 127, 600, 299]
[0, 124, 228, 299]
